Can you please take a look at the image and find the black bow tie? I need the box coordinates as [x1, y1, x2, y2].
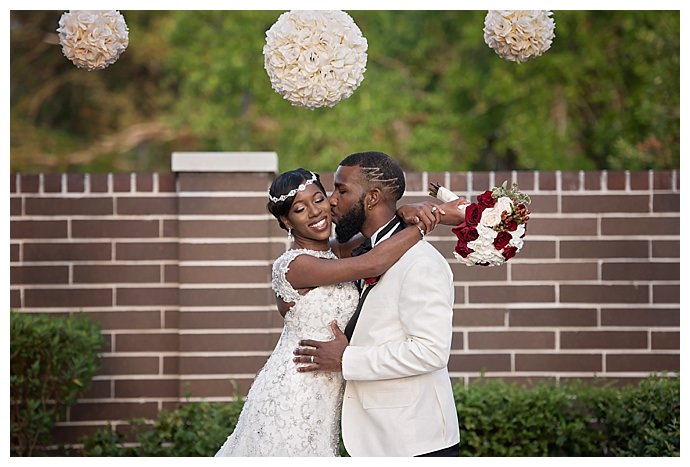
[351, 238, 372, 257]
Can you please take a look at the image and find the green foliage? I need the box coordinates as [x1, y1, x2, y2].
[81, 396, 245, 457]
[10, 311, 106, 456]
[10, 11, 679, 173]
[455, 376, 680, 456]
[80, 375, 678, 457]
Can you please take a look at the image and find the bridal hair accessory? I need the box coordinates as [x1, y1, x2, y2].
[57, 10, 129, 71]
[268, 171, 318, 203]
[483, 10, 555, 63]
[263, 10, 368, 109]
[430, 181, 531, 266]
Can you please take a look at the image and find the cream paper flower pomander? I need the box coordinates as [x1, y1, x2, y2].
[57, 10, 129, 71]
[483, 10, 555, 63]
[263, 10, 368, 109]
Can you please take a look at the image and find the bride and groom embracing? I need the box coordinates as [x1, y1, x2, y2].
[215, 151, 467, 457]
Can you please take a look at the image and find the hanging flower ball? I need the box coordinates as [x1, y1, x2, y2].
[483, 10, 555, 63]
[263, 10, 368, 109]
[57, 10, 129, 71]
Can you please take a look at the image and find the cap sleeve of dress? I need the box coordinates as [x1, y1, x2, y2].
[271, 249, 337, 304]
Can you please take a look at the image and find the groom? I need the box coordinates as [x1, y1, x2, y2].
[293, 151, 461, 457]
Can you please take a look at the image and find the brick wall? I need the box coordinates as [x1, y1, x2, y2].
[9, 163, 680, 446]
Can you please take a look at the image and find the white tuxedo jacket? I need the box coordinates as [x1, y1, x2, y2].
[341, 240, 460, 456]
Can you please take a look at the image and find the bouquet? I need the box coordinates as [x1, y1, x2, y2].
[56, 10, 129, 71]
[430, 181, 531, 266]
[263, 10, 368, 109]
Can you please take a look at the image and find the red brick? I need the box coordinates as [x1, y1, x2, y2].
[74, 265, 160, 283]
[163, 309, 179, 328]
[178, 219, 280, 238]
[10, 173, 17, 193]
[179, 378, 251, 397]
[69, 401, 158, 422]
[164, 265, 178, 283]
[81, 380, 112, 399]
[517, 240, 557, 259]
[74, 310, 162, 330]
[469, 285, 555, 304]
[179, 288, 271, 307]
[115, 333, 178, 352]
[404, 172, 423, 192]
[157, 173, 177, 192]
[178, 310, 281, 329]
[562, 195, 648, 213]
[10, 198, 21, 216]
[494, 172, 513, 189]
[116, 242, 178, 260]
[24, 288, 112, 308]
[90, 173, 109, 193]
[514, 171, 535, 191]
[560, 284, 648, 303]
[10, 290, 20, 308]
[652, 171, 674, 190]
[468, 376, 557, 387]
[25, 197, 113, 216]
[652, 194, 679, 212]
[180, 333, 280, 352]
[516, 353, 602, 372]
[560, 331, 647, 349]
[653, 285, 679, 303]
[472, 172, 491, 192]
[607, 171, 627, 190]
[116, 287, 178, 306]
[100, 356, 159, 375]
[629, 171, 649, 190]
[178, 356, 270, 374]
[117, 197, 177, 215]
[114, 379, 179, 398]
[179, 265, 269, 284]
[561, 171, 581, 191]
[20, 174, 39, 192]
[23, 242, 111, 261]
[178, 172, 273, 192]
[449, 172, 469, 192]
[163, 219, 178, 237]
[469, 331, 555, 349]
[512, 263, 598, 281]
[10, 265, 69, 284]
[538, 172, 556, 190]
[448, 353, 511, 372]
[52, 424, 109, 445]
[43, 173, 62, 193]
[527, 217, 597, 236]
[11, 220, 68, 239]
[527, 194, 557, 214]
[602, 262, 679, 281]
[561, 240, 648, 258]
[584, 171, 603, 190]
[66, 174, 85, 192]
[451, 331, 464, 350]
[113, 173, 131, 192]
[606, 353, 679, 372]
[178, 196, 268, 216]
[450, 263, 507, 282]
[11, 243, 19, 262]
[652, 240, 679, 258]
[509, 308, 598, 327]
[602, 217, 679, 236]
[601, 307, 679, 327]
[179, 242, 281, 261]
[651, 332, 679, 350]
[72, 220, 160, 238]
[135, 173, 154, 192]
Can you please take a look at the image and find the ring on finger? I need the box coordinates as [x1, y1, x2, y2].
[310, 355, 314, 364]
[431, 206, 437, 213]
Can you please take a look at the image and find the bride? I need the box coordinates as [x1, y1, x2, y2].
[215, 168, 434, 456]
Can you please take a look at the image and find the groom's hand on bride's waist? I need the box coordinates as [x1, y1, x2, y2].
[293, 321, 347, 373]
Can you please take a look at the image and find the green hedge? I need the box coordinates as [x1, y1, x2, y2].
[82, 375, 679, 457]
[10, 311, 106, 456]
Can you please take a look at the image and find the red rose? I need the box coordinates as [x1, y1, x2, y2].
[506, 220, 518, 231]
[462, 226, 479, 242]
[477, 190, 496, 207]
[464, 203, 483, 226]
[493, 231, 511, 250]
[454, 240, 473, 258]
[364, 276, 379, 286]
[502, 245, 518, 260]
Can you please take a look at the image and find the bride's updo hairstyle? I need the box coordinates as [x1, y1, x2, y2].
[267, 168, 327, 231]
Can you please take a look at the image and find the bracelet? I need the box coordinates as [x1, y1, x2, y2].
[416, 224, 425, 238]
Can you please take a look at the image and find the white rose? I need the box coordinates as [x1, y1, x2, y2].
[480, 207, 502, 227]
[494, 196, 513, 216]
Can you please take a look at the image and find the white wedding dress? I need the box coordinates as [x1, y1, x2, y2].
[215, 248, 359, 457]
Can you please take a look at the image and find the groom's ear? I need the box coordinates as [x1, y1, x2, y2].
[365, 187, 382, 210]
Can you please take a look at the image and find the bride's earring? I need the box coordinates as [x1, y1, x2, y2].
[287, 228, 293, 241]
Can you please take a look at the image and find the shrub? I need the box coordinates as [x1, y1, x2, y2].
[82, 395, 246, 456]
[10, 311, 106, 456]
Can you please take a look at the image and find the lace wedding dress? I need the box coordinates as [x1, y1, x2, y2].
[215, 249, 359, 457]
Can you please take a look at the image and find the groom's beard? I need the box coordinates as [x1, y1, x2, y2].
[335, 196, 366, 243]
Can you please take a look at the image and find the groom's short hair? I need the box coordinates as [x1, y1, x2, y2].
[339, 151, 405, 201]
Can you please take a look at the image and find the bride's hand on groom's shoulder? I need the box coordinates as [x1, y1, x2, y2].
[293, 321, 347, 373]
[398, 201, 443, 234]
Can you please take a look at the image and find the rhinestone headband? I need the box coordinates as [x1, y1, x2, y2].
[268, 171, 318, 203]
